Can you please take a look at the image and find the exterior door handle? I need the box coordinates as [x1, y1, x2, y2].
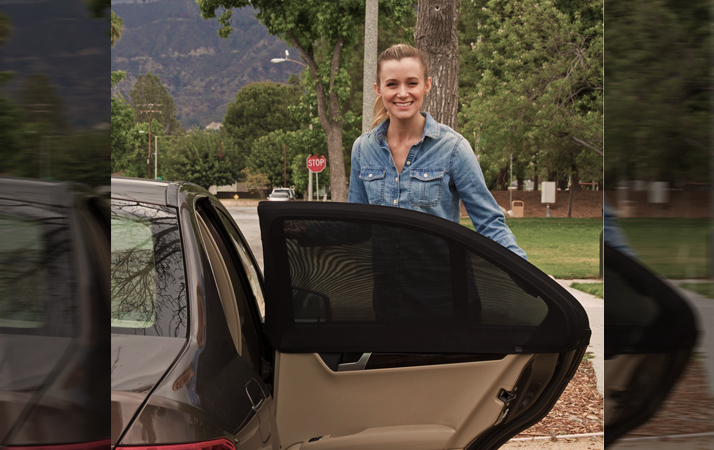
[337, 352, 371, 371]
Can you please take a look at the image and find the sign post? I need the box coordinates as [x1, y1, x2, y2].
[306, 155, 327, 201]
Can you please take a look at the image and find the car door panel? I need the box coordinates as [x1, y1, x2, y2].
[258, 202, 591, 450]
[274, 352, 534, 449]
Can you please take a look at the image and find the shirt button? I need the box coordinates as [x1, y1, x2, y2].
[395, 177, 399, 182]
[423, 173, 428, 178]
[406, 161, 411, 165]
[393, 199, 398, 204]
[369, 174, 373, 177]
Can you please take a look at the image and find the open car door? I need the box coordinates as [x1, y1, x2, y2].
[259, 202, 591, 450]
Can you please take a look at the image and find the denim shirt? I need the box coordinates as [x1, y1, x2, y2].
[349, 112, 527, 260]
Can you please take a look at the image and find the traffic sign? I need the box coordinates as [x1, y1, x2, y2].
[307, 154, 326, 173]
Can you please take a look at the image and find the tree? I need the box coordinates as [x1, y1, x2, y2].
[19, 74, 68, 136]
[246, 130, 299, 188]
[111, 10, 124, 47]
[223, 81, 301, 170]
[130, 72, 182, 136]
[112, 71, 135, 174]
[162, 129, 240, 189]
[414, 0, 460, 129]
[604, 0, 710, 186]
[241, 167, 270, 199]
[459, 0, 603, 192]
[197, 0, 414, 202]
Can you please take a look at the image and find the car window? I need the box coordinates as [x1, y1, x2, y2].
[272, 192, 289, 198]
[217, 210, 265, 320]
[196, 201, 262, 372]
[0, 201, 75, 337]
[260, 209, 589, 354]
[111, 200, 187, 338]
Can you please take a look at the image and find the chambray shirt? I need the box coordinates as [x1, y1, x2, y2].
[349, 112, 527, 260]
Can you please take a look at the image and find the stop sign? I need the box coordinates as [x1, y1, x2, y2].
[307, 154, 327, 173]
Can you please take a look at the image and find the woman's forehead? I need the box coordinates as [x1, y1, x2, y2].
[380, 57, 425, 81]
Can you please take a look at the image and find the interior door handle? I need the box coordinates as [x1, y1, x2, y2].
[337, 352, 371, 371]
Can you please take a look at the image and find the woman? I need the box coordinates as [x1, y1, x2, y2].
[349, 44, 526, 260]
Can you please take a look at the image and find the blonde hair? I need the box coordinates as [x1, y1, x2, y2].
[371, 44, 430, 130]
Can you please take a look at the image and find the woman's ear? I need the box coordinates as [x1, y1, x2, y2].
[425, 77, 433, 94]
[374, 82, 381, 96]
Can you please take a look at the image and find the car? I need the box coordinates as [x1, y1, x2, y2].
[0, 178, 109, 449]
[110, 177, 591, 450]
[267, 188, 295, 201]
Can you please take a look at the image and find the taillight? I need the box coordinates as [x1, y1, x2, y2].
[115, 438, 235, 450]
[7, 440, 111, 450]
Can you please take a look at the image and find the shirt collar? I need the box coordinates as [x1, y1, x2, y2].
[376, 112, 441, 145]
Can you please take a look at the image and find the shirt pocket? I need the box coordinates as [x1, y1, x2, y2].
[409, 168, 445, 207]
[359, 168, 387, 205]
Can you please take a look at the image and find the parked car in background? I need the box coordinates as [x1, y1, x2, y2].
[0, 178, 109, 449]
[111, 177, 590, 450]
[267, 188, 295, 201]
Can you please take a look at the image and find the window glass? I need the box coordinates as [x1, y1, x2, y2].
[0, 200, 75, 337]
[111, 200, 187, 337]
[218, 210, 265, 320]
[0, 215, 46, 328]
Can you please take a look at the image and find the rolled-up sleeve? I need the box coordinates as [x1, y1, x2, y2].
[348, 137, 368, 204]
[451, 139, 527, 260]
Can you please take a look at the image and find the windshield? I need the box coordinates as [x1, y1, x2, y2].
[111, 200, 187, 338]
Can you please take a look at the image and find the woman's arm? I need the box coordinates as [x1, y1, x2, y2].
[348, 136, 369, 204]
[451, 139, 528, 260]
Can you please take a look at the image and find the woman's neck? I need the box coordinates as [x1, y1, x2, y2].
[388, 113, 426, 143]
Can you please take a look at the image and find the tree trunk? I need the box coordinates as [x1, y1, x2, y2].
[288, 32, 349, 202]
[414, 0, 460, 130]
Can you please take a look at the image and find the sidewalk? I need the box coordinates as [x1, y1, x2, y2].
[556, 279, 604, 396]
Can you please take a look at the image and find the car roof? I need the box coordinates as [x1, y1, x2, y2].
[0, 177, 88, 208]
[111, 177, 178, 206]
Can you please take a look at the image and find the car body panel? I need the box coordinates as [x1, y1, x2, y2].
[111, 178, 278, 449]
[0, 178, 109, 447]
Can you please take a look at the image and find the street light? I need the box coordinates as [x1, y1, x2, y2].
[270, 49, 307, 68]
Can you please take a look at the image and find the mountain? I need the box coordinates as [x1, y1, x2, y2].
[110, 0, 302, 129]
[0, 0, 109, 130]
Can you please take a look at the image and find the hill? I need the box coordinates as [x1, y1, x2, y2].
[110, 0, 302, 129]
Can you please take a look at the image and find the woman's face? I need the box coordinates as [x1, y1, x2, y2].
[375, 57, 431, 123]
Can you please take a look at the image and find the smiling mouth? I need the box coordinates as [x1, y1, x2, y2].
[394, 102, 413, 107]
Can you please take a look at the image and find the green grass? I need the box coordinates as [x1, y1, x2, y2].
[679, 282, 714, 298]
[570, 282, 604, 299]
[617, 218, 711, 279]
[461, 218, 602, 279]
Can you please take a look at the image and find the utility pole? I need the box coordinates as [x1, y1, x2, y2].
[362, 0, 378, 134]
[137, 103, 162, 178]
[26, 103, 51, 178]
[284, 143, 287, 187]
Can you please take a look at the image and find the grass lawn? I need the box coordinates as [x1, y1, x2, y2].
[570, 282, 604, 299]
[678, 282, 714, 298]
[461, 218, 602, 279]
[617, 219, 711, 279]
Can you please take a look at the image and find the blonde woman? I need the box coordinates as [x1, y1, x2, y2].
[349, 44, 526, 259]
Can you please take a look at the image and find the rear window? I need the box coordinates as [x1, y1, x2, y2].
[111, 200, 187, 337]
[0, 200, 76, 337]
[272, 192, 289, 198]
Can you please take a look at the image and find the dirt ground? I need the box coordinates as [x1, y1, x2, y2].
[503, 359, 713, 449]
[604, 189, 710, 218]
[488, 190, 603, 218]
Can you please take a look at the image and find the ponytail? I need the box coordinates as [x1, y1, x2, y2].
[371, 95, 389, 130]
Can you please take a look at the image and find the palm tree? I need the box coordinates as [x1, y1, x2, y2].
[111, 11, 124, 48]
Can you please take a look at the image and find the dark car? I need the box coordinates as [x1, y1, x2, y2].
[0, 178, 109, 449]
[110, 177, 591, 450]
